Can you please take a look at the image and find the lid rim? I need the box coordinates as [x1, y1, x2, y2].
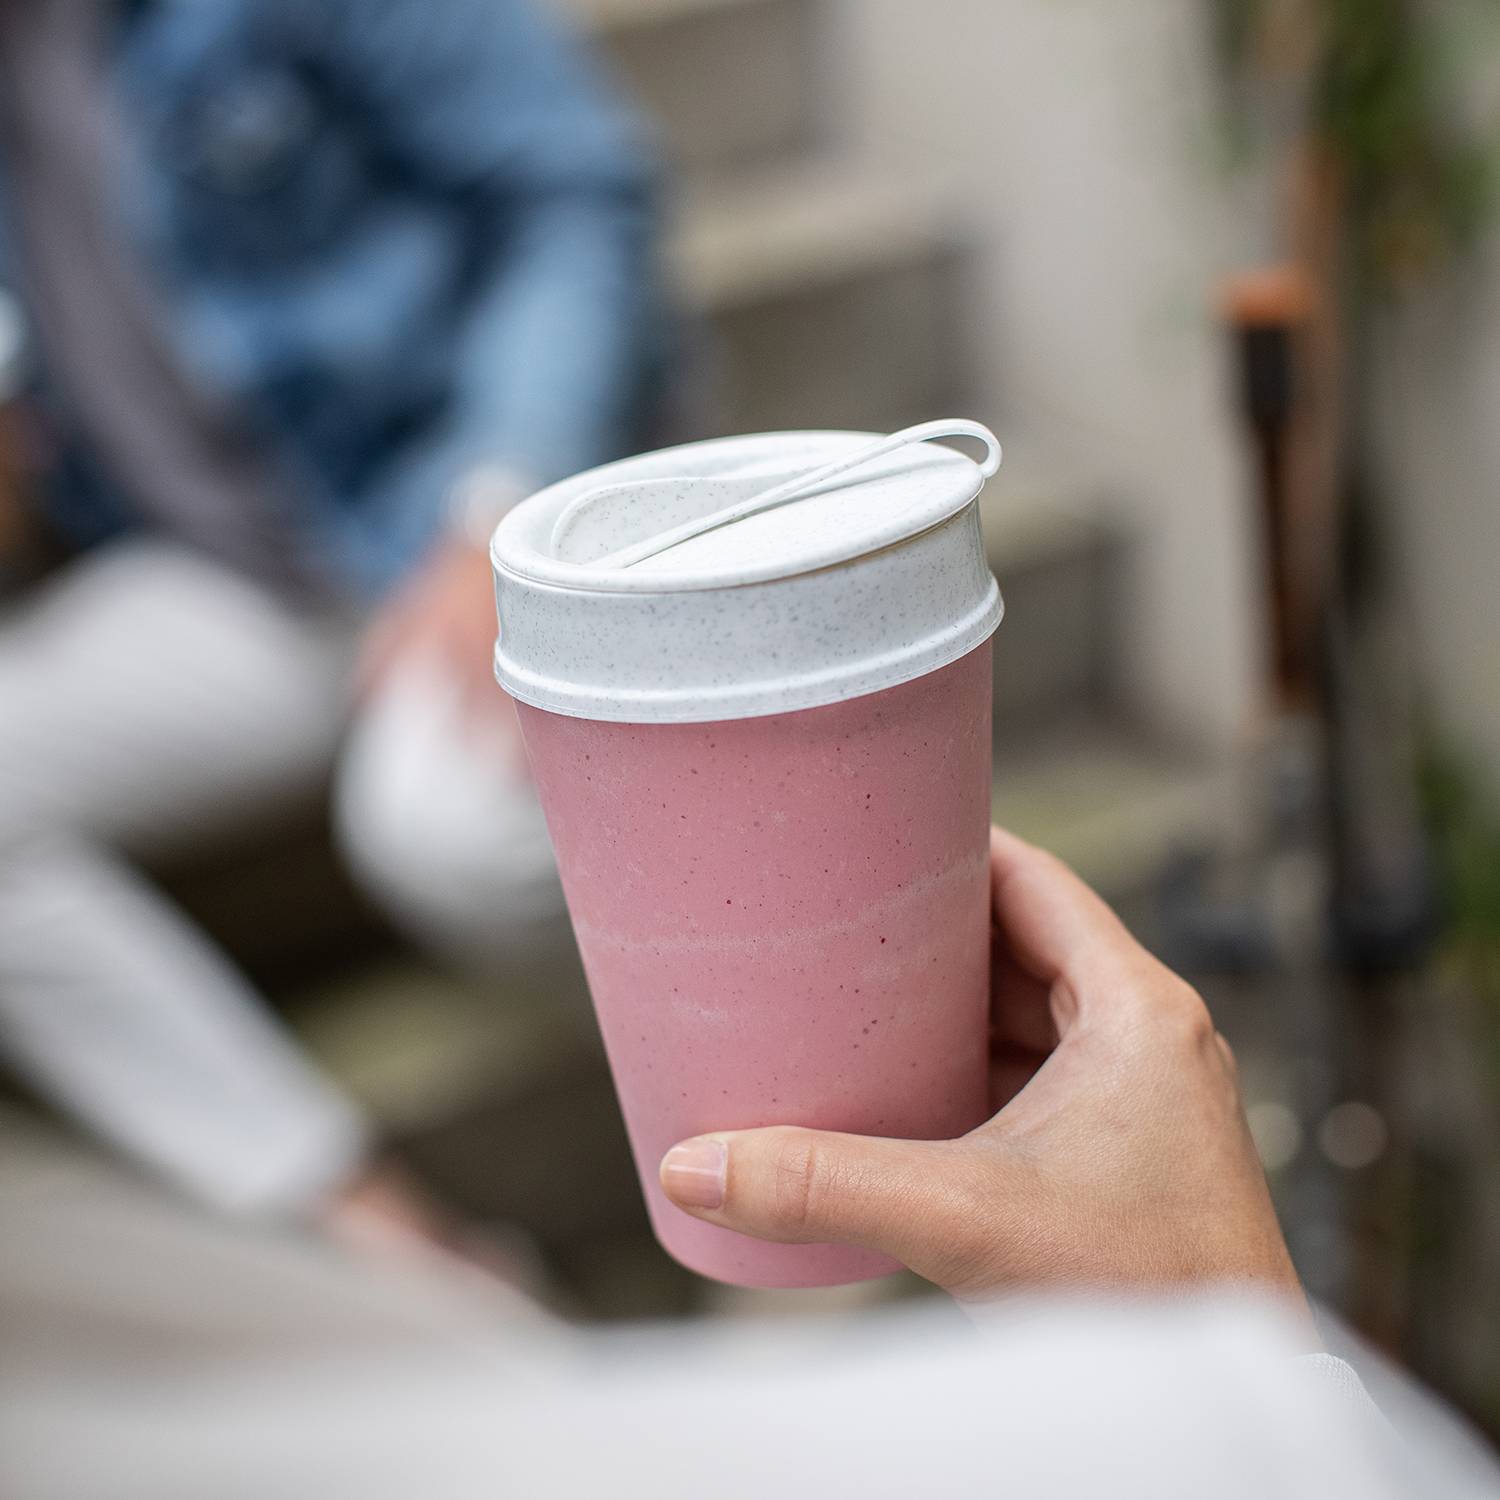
[494, 579, 1002, 725]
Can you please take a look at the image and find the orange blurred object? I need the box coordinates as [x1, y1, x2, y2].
[1219, 264, 1319, 329]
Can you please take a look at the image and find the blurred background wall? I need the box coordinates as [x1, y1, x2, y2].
[830, 0, 1265, 756]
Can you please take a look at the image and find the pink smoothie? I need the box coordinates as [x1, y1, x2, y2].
[518, 643, 993, 1287]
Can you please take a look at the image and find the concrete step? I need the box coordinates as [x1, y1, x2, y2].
[288, 937, 595, 1132]
[672, 164, 967, 432]
[561, 0, 821, 180]
[992, 718, 1237, 900]
[673, 164, 952, 308]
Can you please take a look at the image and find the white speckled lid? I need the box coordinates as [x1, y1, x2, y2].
[490, 421, 1004, 723]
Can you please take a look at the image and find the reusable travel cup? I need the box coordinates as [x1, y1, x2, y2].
[491, 420, 1004, 1287]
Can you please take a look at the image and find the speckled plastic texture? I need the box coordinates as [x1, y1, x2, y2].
[490, 428, 1003, 724]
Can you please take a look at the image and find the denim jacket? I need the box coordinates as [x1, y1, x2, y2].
[0, 0, 662, 594]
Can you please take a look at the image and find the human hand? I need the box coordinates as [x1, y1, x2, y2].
[357, 538, 501, 719]
[318, 1157, 552, 1310]
[660, 827, 1307, 1315]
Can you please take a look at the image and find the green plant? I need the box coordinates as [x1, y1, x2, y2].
[1210, 0, 1498, 288]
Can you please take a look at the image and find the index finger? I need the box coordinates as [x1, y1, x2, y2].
[989, 825, 1147, 1002]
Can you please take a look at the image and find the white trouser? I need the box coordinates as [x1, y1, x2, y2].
[0, 540, 562, 1215]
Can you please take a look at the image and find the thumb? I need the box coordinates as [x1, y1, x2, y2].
[659, 1128, 988, 1279]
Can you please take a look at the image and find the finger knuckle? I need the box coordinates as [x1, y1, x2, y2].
[1215, 1031, 1239, 1078]
[1150, 974, 1216, 1050]
[935, 1173, 1010, 1289]
[767, 1129, 825, 1237]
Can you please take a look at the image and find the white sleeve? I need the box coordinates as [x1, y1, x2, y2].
[9, 1296, 1497, 1500]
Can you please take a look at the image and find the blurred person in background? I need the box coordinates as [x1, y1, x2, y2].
[0, 0, 660, 1237]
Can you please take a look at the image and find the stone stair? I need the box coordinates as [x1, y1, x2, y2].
[566, 0, 823, 180]
[673, 165, 967, 433]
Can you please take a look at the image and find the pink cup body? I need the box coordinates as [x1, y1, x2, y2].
[517, 642, 993, 1288]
